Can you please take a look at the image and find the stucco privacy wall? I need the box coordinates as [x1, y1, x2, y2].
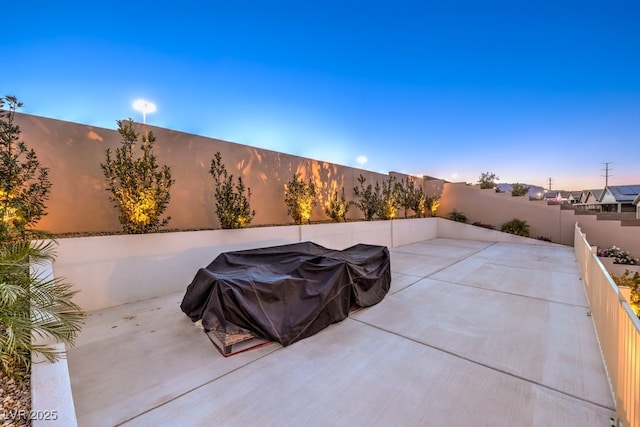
[439, 182, 640, 258]
[54, 218, 547, 312]
[14, 113, 442, 233]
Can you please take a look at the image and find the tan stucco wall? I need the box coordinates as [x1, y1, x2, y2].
[16, 113, 440, 233]
[15, 113, 635, 257]
[439, 182, 640, 258]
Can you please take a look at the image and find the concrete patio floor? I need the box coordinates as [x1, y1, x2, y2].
[67, 238, 616, 426]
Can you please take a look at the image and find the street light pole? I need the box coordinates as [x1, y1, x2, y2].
[132, 99, 157, 138]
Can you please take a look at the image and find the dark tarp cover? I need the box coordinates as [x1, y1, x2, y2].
[180, 241, 391, 346]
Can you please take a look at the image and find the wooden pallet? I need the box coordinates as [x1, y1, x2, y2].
[205, 329, 272, 357]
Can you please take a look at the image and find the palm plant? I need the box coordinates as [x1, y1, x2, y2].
[0, 240, 84, 377]
[501, 218, 530, 237]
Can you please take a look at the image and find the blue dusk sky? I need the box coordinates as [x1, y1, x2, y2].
[3, 1, 639, 190]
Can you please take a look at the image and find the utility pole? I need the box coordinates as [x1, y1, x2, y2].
[547, 177, 553, 191]
[601, 162, 613, 187]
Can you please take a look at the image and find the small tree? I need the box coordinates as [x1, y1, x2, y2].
[324, 188, 351, 222]
[511, 183, 530, 197]
[209, 152, 255, 229]
[399, 178, 426, 218]
[448, 209, 467, 223]
[353, 174, 382, 221]
[611, 270, 640, 318]
[101, 119, 174, 234]
[284, 173, 317, 224]
[378, 176, 401, 220]
[501, 218, 530, 237]
[478, 171, 499, 189]
[426, 195, 441, 217]
[0, 96, 83, 378]
[0, 95, 52, 243]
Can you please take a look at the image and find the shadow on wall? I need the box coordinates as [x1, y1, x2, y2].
[17, 113, 443, 234]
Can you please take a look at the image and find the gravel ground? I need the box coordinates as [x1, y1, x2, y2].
[0, 371, 30, 427]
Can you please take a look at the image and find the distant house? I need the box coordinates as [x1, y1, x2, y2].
[578, 190, 591, 204]
[544, 191, 572, 204]
[567, 191, 582, 204]
[634, 194, 640, 219]
[598, 185, 640, 213]
[575, 189, 604, 211]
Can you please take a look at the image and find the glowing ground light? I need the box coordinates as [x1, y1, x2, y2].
[132, 99, 157, 124]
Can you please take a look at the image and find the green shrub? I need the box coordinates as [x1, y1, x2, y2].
[0, 234, 84, 377]
[0, 96, 84, 378]
[501, 218, 530, 237]
[448, 209, 467, 223]
[377, 176, 401, 220]
[399, 178, 424, 218]
[101, 119, 174, 234]
[511, 183, 530, 197]
[284, 173, 317, 224]
[611, 270, 640, 318]
[0, 96, 52, 243]
[209, 152, 255, 229]
[324, 188, 351, 222]
[426, 195, 441, 217]
[353, 175, 382, 221]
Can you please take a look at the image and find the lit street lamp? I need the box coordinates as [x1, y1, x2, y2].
[132, 99, 157, 124]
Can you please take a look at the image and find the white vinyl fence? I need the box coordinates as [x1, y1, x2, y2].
[574, 223, 640, 427]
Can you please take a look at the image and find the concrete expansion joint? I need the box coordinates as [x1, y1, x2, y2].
[351, 319, 616, 413]
[114, 345, 282, 426]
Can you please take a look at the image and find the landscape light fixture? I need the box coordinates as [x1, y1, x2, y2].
[132, 99, 157, 124]
[356, 155, 368, 168]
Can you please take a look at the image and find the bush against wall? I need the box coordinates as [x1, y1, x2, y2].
[378, 176, 401, 220]
[611, 270, 640, 318]
[399, 178, 426, 218]
[448, 209, 468, 223]
[0, 96, 84, 378]
[101, 119, 174, 234]
[0, 96, 52, 243]
[353, 174, 382, 221]
[324, 188, 351, 222]
[284, 173, 317, 224]
[501, 218, 530, 237]
[209, 152, 255, 229]
[426, 195, 441, 217]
